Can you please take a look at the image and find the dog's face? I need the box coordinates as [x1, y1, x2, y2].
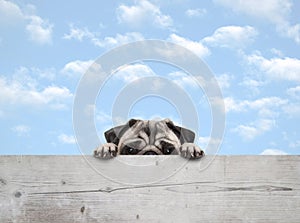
[104, 119, 195, 155]
[94, 118, 204, 159]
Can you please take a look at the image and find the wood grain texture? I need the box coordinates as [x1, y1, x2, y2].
[0, 155, 299, 222]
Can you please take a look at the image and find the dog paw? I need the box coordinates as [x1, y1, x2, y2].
[180, 143, 204, 159]
[94, 143, 118, 159]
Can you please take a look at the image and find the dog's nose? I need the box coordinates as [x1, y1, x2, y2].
[144, 151, 158, 155]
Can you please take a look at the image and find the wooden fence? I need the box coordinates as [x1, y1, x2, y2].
[0, 155, 299, 222]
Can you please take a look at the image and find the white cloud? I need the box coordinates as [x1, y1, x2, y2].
[0, 0, 24, 25]
[198, 136, 210, 149]
[213, 0, 291, 24]
[226, 96, 298, 140]
[63, 25, 94, 41]
[116, 0, 173, 29]
[223, 97, 239, 113]
[0, 75, 73, 110]
[41, 86, 72, 105]
[168, 71, 198, 89]
[260, 149, 288, 155]
[11, 125, 31, 136]
[287, 86, 300, 99]
[213, 0, 300, 44]
[232, 119, 275, 140]
[270, 48, 284, 57]
[185, 8, 207, 17]
[58, 134, 76, 144]
[283, 23, 300, 44]
[283, 103, 300, 117]
[0, 0, 53, 44]
[239, 78, 265, 95]
[12, 66, 39, 89]
[96, 32, 144, 48]
[14, 66, 56, 83]
[225, 96, 291, 137]
[26, 15, 53, 44]
[61, 59, 94, 77]
[198, 136, 222, 152]
[202, 25, 258, 49]
[63, 25, 144, 48]
[33, 67, 56, 81]
[246, 53, 300, 82]
[216, 73, 232, 90]
[168, 34, 210, 58]
[113, 63, 155, 83]
[224, 96, 288, 114]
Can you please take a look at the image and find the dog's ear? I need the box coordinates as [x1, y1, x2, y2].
[104, 119, 139, 145]
[165, 119, 195, 144]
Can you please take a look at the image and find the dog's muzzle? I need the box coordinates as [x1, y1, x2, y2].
[143, 151, 158, 155]
[137, 145, 163, 155]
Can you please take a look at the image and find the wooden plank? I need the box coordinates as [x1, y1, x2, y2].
[0, 155, 299, 222]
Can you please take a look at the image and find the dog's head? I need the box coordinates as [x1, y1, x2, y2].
[104, 119, 195, 155]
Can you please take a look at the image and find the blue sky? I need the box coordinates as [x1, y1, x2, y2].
[0, 0, 300, 155]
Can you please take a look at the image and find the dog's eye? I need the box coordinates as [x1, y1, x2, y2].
[122, 145, 139, 155]
[163, 146, 175, 155]
[160, 141, 176, 155]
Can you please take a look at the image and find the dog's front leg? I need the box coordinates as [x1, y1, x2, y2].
[94, 143, 118, 159]
[179, 143, 204, 159]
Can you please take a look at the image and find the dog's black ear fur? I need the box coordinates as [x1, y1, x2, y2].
[104, 119, 139, 145]
[165, 119, 195, 144]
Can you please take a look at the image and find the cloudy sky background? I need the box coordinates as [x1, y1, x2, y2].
[0, 0, 299, 155]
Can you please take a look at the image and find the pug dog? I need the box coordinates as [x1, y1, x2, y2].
[94, 119, 204, 159]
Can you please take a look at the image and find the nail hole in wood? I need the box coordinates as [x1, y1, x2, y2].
[80, 206, 85, 214]
[0, 178, 7, 186]
[15, 191, 22, 198]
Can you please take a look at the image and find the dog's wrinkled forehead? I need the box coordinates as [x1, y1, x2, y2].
[127, 119, 174, 137]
